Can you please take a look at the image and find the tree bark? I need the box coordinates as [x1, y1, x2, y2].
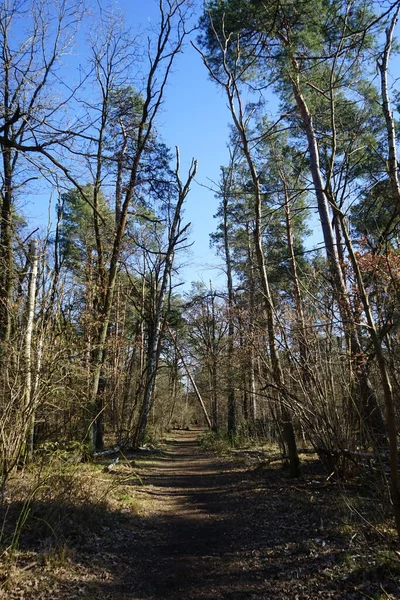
[280, 169, 309, 384]
[378, 4, 400, 212]
[0, 147, 13, 346]
[209, 283, 219, 431]
[335, 206, 400, 538]
[22, 240, 39, 461]
[291, 75, 387, 447]
[132, 154, 197, 447]
[221, 166, 236, 439]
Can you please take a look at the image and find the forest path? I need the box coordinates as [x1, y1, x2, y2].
[123, 429, 254, 600]
[43, 429, 398, 600]
[89, 429, 357, 600]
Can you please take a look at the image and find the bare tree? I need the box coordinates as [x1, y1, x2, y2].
[133, 150, 197, 447]
[0, 0, 82, 346]
[83, 0, 193, 452]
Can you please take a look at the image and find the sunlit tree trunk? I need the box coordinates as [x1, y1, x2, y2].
[221, 166, 236, 438]
[22, 240, 39, 461]
[378, 5, 400, 213]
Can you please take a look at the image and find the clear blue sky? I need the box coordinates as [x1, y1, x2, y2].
[128, 0, 232, 290]
[156, 36, 232, 290]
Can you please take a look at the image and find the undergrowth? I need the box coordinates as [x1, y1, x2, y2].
[199, 428, 279, 454]
[0, 448, 143, 588]
[199, 429, 239, 453]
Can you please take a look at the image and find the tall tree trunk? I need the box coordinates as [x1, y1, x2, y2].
[22, 240, 39, 461]
[229, 108, 300, 474]
[253, 185, 301, 476]
[280, 170, 309, 383]
[335, 204, 400, 538]
[291, 75, 387, 446]
[198, 35, 301, 470]
[378, 4, 400, 213]
[247, 230, 257, 424]
[209, 283, 219, 431]
[221, 167, 236, 439]
[167, 348, 179, 428]
[132, 154, 197, 447]
[0, 148, 13, 346]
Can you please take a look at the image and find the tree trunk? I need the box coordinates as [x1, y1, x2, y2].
[222, 179, 236, 439]
[22, 240, 39, 461]
[132, 154, 197, 447]
[291, 75, 387, 447]
[336, 206, 400, 538]
[209, 283, 219, 432]
[280, 170, 309, 384]
[253, 197, 301, 477]
[0, 148, 13, 346]
[247, 230, 258, 424]
[167, 348, 179, 428]
[378, 5, 400, 213]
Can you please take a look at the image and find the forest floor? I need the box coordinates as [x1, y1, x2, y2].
[1, 429, 400, 599]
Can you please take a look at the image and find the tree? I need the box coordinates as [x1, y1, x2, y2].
[220, 159, 237, 438]
[196, 30, 301, 475]
[198, 0, 400, 531]
[132, 150, 197, 446]
[72, 0, 194, 452]
[0, 0, 82, 346]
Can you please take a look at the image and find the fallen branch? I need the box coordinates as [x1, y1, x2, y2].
[93, 445, 121, 458]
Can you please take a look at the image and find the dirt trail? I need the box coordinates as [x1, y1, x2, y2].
[83, 429, 388, 600]
[123, 430, 252, 600]
[28, 429, 398, 600]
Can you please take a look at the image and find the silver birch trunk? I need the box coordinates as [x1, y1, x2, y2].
[22, 239, 39, 460]
[247, 230, 257, 423]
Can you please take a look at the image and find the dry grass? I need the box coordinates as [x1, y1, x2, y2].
[0, 450, 145, 597]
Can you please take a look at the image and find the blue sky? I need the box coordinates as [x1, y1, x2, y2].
[156, 37, 232, 289]
[128, 1, 233, 289]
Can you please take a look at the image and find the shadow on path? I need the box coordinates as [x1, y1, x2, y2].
[44, 430, 399, 600]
